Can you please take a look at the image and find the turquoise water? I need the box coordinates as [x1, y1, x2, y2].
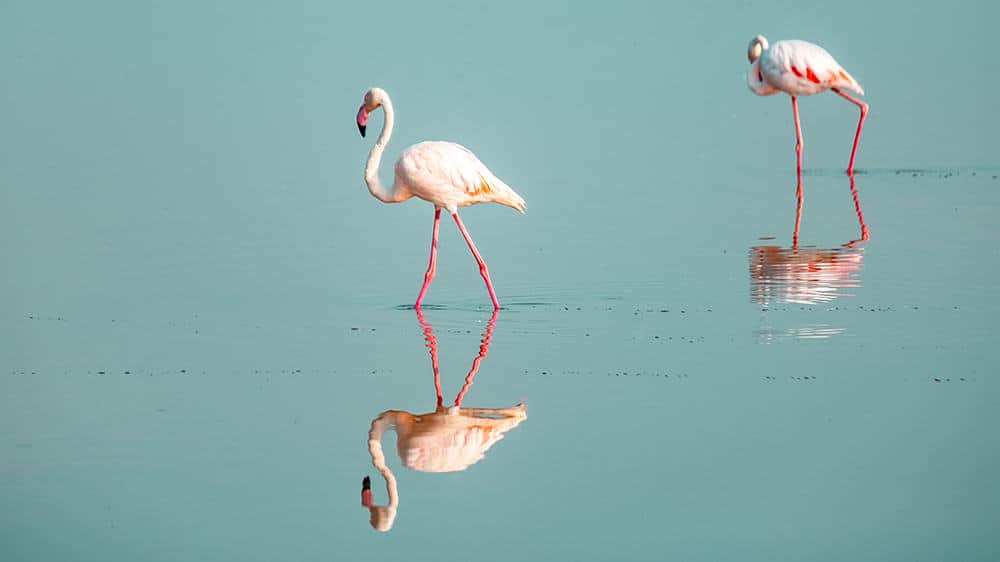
[2, 1, 998, 560]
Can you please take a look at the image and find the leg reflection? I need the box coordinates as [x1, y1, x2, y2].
[361, 309, 525, 532]
[845, 174, 870, 247]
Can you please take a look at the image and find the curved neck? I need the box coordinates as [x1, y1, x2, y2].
[368, 411, 400, 512]
[748, 59, 779, 96]
[365, 97, 403, 203]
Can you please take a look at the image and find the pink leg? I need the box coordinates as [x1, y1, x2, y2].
[792, 171, 804, 249]
[832, 87, 868, 175]
[451, 212, 501, 310]
[845, 174, 871, 246]
[414, 208, 441, 309]
[791, 96, 804, 175]
[453, 309, 498, 408]
[415, 308, 444, 408]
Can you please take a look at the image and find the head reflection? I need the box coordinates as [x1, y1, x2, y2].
[361, 309, 527, 532]
[750, 175, 870, 340]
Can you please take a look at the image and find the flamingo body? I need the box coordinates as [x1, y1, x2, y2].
[389, 403, 528, 473]
[746, 36, 869, 175]
[395, 141, 525, 213]
[749, 40, 863, 97]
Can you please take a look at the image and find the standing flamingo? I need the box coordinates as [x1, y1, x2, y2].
[356, 87, 526, 310]
[747, 36, 869, 175]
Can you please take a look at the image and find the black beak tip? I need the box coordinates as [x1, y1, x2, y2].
[358, 123, 366, 137]
[362, 476, 371, 490]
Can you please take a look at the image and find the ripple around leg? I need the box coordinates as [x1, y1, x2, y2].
[395, 304, 449, 311]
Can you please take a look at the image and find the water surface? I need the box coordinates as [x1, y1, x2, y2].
[2, 1, 998, 561]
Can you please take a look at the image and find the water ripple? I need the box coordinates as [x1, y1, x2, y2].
[750, 245, 864, 307]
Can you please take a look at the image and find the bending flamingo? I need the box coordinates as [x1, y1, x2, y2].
[747, 36, 869, 175]
[356, 87, 526, 310]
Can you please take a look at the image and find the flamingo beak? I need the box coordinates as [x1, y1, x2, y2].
[357, 105, 369, 137]
[361, 475, 373, 507]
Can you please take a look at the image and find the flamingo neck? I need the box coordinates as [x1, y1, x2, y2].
[369, 442, 399, 507]
[364, 97, 405, 203]
[366, 412, 399, 530]
[747, 59, 778, 96]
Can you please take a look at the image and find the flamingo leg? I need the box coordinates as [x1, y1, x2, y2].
[845, 174, 871, 247]
[453, 309, 498, 407]
[832, 87, 869, 175]
[414, 208, 441, 309]
[415, 308, 444, 408]
[451, 212, 501, 310]
[793, 171, 804, 249]
[791, 96, 804, 175]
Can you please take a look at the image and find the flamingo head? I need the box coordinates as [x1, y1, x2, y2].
[746, 36, 778, 96]
[361, 475, 396, 532]
[357, 87, 387, 138]
[747, 35, 768, 63]
[361, 475, 373, 508]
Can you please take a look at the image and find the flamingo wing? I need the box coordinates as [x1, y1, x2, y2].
[765, 40, 864, 95]
[443, 142, 504, 197]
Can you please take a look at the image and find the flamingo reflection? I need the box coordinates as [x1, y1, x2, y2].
[751, 174, 869, 314]
[360, 309, 527, 531]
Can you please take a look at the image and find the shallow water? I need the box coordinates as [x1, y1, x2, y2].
[2, 1, 999, 561]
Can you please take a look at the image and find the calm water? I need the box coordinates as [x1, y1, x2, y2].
[2, 1, 999, 560]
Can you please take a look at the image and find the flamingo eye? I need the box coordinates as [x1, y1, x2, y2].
[757, 69, 764, 82]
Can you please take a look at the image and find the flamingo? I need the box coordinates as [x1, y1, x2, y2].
[360, 309, 527, 531]
[356, 87, 526, 310]
[749, 175, 869, 342]
[747, 36, 869, 175]
[749, 175, 869, 307]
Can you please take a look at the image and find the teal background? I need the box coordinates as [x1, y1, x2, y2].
[2, 1, 998, 560]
